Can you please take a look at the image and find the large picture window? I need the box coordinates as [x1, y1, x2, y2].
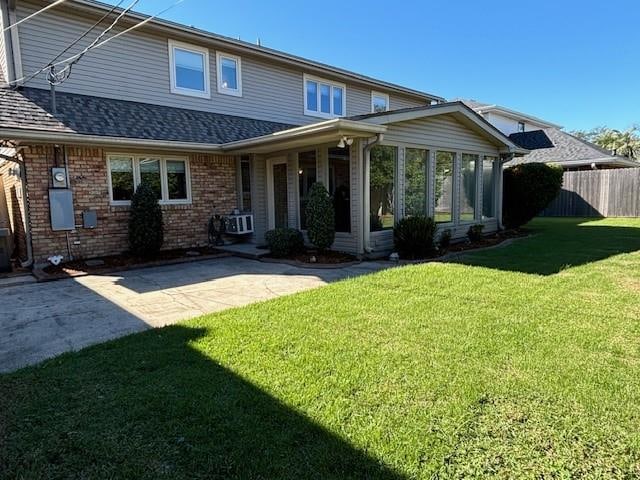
[329, 147, 351, 233]
[435, 151, 454, 223]
[304, 74, 345, 118]
[108, 155, 191, 205]
[460, 153, 478, 222]
[370, 145, 397, 231]
[404, 148, 428, 217]
[483, 156, 498, 218]
[169, 40, 210, 98]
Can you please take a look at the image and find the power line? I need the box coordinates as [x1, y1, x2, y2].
[48, 0, 125, 66]
[1, 0, 68, 33]
[1, 0, 185, 92]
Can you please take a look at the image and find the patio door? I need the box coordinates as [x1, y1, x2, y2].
[266, 157, 288, 229]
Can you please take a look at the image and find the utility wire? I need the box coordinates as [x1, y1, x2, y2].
[1, 0, 68, 33]
[0, 0, 185, 91]
[48, 0, 125, 66]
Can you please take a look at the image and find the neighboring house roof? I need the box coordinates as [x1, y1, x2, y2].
[458, 99, 562, 129]
[507, 128, 639, 168]
[0, 87, 294, 144]
[63, 0, 444, 104]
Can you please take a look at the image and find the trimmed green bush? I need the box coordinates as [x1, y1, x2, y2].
[128, 182, 163, 256]
[306, 182, 335, 251]
[503, 163, 563, 229]
[467, 224, 484, 242]
[393, 215, 437, 259]
[265, 228, 304, 258]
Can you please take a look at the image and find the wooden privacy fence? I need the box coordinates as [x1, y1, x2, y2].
[541, 168, 640, 217]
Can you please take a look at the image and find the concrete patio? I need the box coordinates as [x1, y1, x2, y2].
[0, 256, 388, 373]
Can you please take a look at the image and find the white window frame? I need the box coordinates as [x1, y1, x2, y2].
[371, 91, 390, 113]
[303, 73, 346, 119]
[168, 39, 211, 98]
[107, 154, 192, 206]
[517, 121, 525, 133]
[216, 51, 242, 97]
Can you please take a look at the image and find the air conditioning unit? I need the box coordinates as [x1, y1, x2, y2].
[225, 214, 254, 235]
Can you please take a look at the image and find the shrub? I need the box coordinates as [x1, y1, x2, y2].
[306, 182, 335, 251]
[467, 224, 484, 242]
[503, 163, 563, 229]
[393, 215, 437, 259]
[439, 229, 452, 249]
[128, 183, 163, 256]
[265, 228, 304, 258]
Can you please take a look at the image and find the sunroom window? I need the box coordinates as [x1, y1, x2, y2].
[435, 151, 455, 223]
[169, 40, 210, 98]
[460, 154, 479, 222]
[370, 145, 397, 231]
[482, 156, 498, 218]
[108, 155, 191, 205]
[404, 148, 428, 217]
[304, 74, 345, 118]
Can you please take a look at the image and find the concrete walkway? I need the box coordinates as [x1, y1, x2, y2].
[0, 257, 388, 373]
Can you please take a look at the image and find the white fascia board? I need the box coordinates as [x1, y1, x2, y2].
[476, 106, 562, 130]
[221, 119, 387, 151]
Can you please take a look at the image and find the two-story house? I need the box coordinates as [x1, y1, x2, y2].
[0, 0, 526, 266]
[462, 100, 638, 171]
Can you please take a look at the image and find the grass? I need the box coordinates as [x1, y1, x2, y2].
[2, 217, 640, 478]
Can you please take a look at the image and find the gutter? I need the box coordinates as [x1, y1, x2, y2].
[362, 133, 384, 254]
[0, 128, 225, 152]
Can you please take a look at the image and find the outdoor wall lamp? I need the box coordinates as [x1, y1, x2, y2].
[337, 136, 354, 148]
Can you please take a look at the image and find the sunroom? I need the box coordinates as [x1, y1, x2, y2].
[223, 102, 527, 257]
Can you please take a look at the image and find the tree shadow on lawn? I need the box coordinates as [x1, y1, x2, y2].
[456, 218, 640, 276]
[0, 325, 403, 480]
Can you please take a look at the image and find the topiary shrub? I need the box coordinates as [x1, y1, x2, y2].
[306, 182, 335, 251]
[393, 215, 437, 259]
[128, 182, 163, 257]
[467, 224, 484, 242]
[265, 228, 304, 258]
[503, 163, 563, 229]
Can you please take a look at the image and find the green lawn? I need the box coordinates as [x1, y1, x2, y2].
[2, 218, 640, 479]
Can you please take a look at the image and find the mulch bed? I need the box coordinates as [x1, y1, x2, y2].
[38, 246, 227, 280]
[263, 249, 359, 268]
[442, 228, 528, 254]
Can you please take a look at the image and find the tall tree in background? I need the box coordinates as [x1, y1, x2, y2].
[572, 125, 640, 159]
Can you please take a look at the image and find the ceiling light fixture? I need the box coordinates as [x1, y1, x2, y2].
[337, 136, 354, 148]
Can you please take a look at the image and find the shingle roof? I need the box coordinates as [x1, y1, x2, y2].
[0, 87, 295, 144]
[508, 127, 638, 167]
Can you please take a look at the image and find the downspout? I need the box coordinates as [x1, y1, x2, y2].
[362, 133, 383, 254]
[1, 148, 34, 267]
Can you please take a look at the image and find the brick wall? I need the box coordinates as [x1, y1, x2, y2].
[0, 161, 27, 260]
[22, 145, 238, 263]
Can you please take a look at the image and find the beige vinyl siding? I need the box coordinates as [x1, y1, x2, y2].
[16, 0, 425, 126]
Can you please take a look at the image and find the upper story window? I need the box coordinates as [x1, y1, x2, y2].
[371, 91, 389, 113]
[216, 52, 242, 96]
[304, 74, 345, 118]
[517, 121, 525, 133]
[168, 40, 210, 98]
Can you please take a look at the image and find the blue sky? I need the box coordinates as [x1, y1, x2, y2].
[106, 0, 639, 132]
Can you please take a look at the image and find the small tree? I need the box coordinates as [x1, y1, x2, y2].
[503, 163, 563, 229]
[128, 183, 164, 256]
[306, 182, 335, 251]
